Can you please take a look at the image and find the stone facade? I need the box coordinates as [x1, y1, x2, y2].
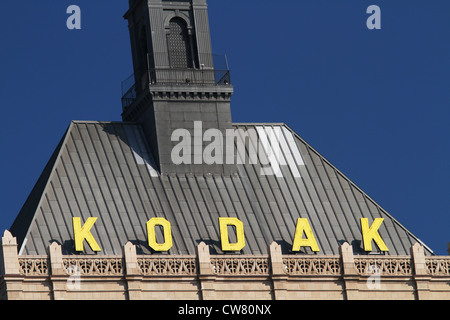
[0, 231, 448, 300]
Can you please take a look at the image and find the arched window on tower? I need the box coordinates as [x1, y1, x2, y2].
[167, 17, 194, 69]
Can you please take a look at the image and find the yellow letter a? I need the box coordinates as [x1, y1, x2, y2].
[292, 218, 320, 252]
[360, 218, 389, 252]
[73, 217, 101, 252]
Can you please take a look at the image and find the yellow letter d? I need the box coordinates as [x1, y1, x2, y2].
[219, 217, 245, 252]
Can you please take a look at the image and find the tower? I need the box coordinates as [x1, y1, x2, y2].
[122, 0, 234, 174]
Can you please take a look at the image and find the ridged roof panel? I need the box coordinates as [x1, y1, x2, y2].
[11, 121, 433, 256]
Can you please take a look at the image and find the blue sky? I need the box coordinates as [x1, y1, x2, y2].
[0, 1, 449, 255]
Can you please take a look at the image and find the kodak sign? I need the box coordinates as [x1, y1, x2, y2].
[72, 217, 389, 253]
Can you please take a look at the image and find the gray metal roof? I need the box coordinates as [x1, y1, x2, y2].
[10, 121, 433, 256]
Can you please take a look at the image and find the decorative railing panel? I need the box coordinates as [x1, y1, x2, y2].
[63, 257, 123, 276]
[18, 257, 49, 276]
[426, 257, 450, 275]
[211, 257, 270, 275]
[354, 257, 412, 276]
[283, 257, 341, 275]
[137, 257, 197, 275]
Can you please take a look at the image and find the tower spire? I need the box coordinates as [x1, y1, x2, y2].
[122, 0, 234, 175]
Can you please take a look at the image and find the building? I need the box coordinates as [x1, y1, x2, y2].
[1, 0, 449, 300]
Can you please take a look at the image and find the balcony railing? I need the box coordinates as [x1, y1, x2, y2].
[121, 68, 231, 111]
[121, 53, 231, 111]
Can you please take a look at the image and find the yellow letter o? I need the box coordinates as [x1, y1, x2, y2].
[147, 218, 173, 252]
